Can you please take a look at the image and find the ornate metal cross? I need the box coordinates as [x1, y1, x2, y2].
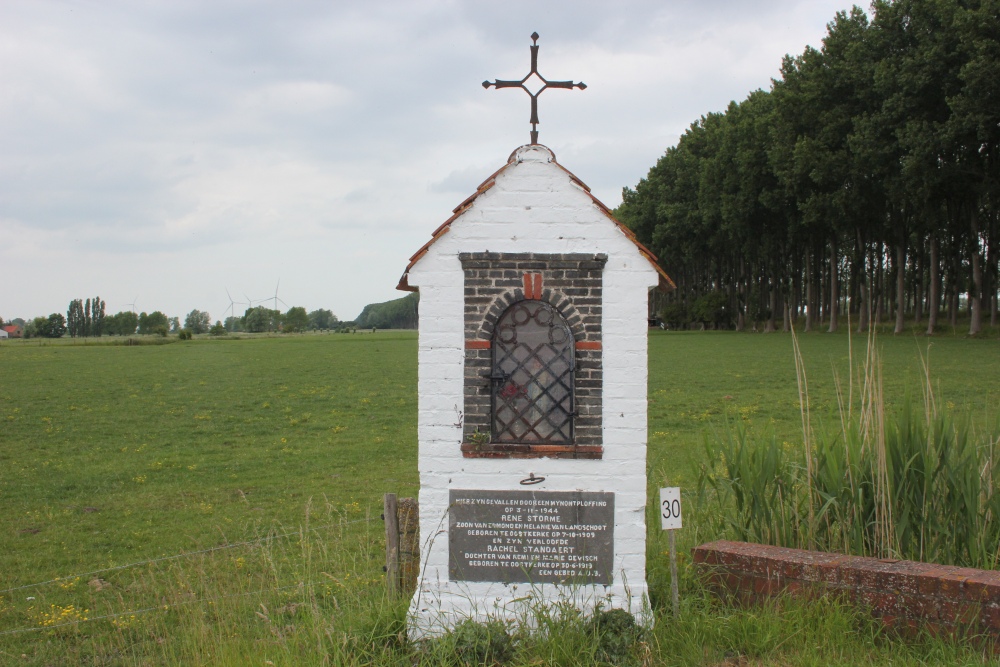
[483, 33, 587, 145]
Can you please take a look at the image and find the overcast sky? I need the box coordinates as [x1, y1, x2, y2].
[1, 0, 863, 323]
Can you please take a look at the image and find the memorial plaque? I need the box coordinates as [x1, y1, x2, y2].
[449, 489, 614, 585]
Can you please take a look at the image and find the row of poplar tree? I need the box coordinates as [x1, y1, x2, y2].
[64, 297, 146, 337]
[617, 0, 999, 334]
[66, 297, 106, 338]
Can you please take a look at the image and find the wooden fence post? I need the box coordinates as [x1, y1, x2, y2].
[398, 497, 419, 596]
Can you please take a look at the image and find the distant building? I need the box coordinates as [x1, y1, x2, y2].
[1, 325, 21, 338]
[0, 329, 7, 339]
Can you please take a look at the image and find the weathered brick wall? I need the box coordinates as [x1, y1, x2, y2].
[694, 540, 1000, 638]
[460, 252, 605, 458]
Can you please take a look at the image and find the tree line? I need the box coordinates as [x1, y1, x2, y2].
[616, 0, 999, 334]
[5, 301, 341, 339]
[223, 307, 339, 333]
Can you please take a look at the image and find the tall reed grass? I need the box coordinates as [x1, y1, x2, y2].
[698, 329, 1000, 569]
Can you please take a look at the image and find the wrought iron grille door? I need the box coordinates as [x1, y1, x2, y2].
[491, 301, 575, 444]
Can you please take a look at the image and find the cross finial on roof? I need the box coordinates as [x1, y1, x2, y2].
[482, 33, 586, 145]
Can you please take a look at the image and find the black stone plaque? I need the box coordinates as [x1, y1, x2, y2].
[449, 489, 614, 585]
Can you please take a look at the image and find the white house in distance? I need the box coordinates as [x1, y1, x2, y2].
[397, 143, 673, 637]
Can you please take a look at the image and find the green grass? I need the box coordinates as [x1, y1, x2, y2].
[1, 333, 417, 579]
[1, 329, 998, 665]
[647, 329, 1000, 491]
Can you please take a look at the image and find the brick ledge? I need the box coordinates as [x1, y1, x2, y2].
[460, 443, 603, 459]
[693, 540, 1000, 640]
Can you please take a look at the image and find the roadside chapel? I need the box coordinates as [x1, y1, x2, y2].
[396, 142, 673, 636]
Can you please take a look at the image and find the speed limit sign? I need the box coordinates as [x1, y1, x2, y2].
[660, 487, 682, 530]
[660, 487, 683, 617]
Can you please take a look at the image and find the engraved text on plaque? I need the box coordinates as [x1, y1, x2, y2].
[449, 489, 614, 585]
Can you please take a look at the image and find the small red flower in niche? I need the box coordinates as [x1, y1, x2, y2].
[500, 382, 524, 399]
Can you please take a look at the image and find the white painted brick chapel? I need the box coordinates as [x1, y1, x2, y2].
[396, 141, 673, 637]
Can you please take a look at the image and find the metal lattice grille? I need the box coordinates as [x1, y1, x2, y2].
[491, 301, 574, 444]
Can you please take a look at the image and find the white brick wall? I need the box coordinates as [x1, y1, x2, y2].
[406, 144, 658, 636]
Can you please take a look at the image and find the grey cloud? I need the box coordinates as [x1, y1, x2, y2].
[0, 0, 859, 320]
[428, 164, 495, 195]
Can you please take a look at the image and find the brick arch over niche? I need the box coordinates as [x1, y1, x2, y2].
[460, 252, 605, 459]
[476, 287, 586, 344]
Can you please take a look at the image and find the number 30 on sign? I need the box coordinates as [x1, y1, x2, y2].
[660, 487, 682, 530]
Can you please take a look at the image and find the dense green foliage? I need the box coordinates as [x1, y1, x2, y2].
[184, 309, 211, 334]
[618, 0, 1000, 336]
[223, 315, 244, 332]
[239, 305, 311, 333]
[242, 305, 280, 332]
[24, 313, 67, 338]
[354, 293, 419, 330]
[308, 308, 338, 330]
[66, 296, 106, 338]
[447, 619, 515, 665]
[282, 306, 309, 333]
[137, 310, 169, 335]
[104, 310, 138, 336]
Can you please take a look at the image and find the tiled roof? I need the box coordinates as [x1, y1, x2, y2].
[396, 145, 674, 292]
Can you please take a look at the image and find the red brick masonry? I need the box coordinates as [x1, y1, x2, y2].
[693, 540, 1000, 638]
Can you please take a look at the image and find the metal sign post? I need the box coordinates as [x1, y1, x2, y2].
[660, 487, 682, 618]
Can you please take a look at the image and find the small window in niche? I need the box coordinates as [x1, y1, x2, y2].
[491, 301, 575, 444]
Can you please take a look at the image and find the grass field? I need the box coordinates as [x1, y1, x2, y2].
[1, 329, 998, 665]
[648, 329, 1000, 489]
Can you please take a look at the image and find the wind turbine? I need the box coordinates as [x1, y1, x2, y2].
[271, 280, 287, 312]
[243, 292, 262, 311]
[123, 296, 138, 315]
[223, 289, 236, 321]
